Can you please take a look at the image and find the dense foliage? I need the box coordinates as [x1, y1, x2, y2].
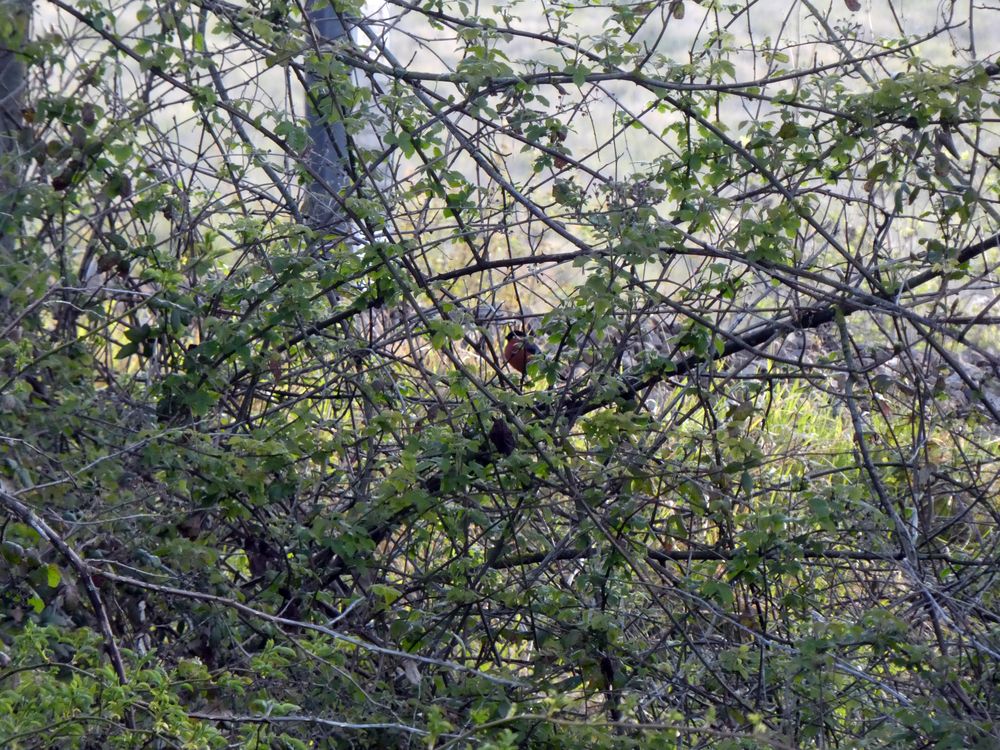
[2, 0, 1000, 747]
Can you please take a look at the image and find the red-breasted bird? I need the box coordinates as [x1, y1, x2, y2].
[503, 330, 539, 375]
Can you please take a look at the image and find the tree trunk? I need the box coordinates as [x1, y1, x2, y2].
[0, 0, 30, 271]
[303, 1, 351, 240]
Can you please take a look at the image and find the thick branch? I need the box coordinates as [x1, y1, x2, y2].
[489, 545, 995, 570]
[565, 231, 1000, 422]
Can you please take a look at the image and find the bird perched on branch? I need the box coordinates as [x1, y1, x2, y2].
[488, 417, 516, 456]
[503, 329, 540, 375]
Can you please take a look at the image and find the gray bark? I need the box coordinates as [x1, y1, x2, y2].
[0, 0, 31, 264]
[303, 1, 351, 240]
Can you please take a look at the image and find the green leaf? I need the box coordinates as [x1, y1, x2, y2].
[777, 121, 799, 139]
[275, 120, 308, 152]
[371, 584, 402, 605]
[867, 160, 890, 182]
[566, 63, 590, 87]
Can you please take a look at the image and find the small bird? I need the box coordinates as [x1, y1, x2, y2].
[503, 330, 540, 375]
[488, 417, 516, 457]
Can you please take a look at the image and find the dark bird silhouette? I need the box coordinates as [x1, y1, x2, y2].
[488, 417, 516, 456]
